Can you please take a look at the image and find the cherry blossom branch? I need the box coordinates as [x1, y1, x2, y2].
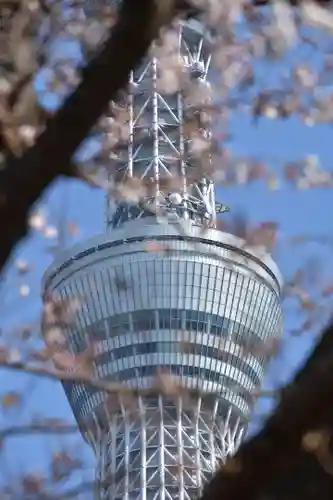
[0, 358, 278, 399]
[2, 325, 333, 500]
[0, 0, 196, 274]
[0, 359, 137, 393]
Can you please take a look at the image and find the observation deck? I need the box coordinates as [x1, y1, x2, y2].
[43, 218, 283, 499]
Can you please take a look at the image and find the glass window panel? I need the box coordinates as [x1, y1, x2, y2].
[158, 309, 170, 329]
[210, 324, 220, 335]
[203, 264, 210, 277]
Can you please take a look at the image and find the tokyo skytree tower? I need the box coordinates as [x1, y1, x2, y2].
[43, 4, 283, 500]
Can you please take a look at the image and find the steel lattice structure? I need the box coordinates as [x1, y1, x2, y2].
[94, 395, 244, 500]
[42, 9, 283, 500]
[107, 18, 229, 229]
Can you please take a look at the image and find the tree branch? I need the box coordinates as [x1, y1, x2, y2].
[0, 359, 142, 393]
[199, 317, 333, 500]
[0, 423, 79, 440]
[0, 0, 190, 273]
[0, 357, 278, 399]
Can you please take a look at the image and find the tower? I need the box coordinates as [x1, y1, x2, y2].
[42, 9, 283, 500]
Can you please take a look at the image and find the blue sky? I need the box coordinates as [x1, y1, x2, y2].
[2, 28, 333, 494]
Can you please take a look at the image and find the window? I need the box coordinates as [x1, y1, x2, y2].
[170, 309, 182, 329]
[185, 310, 198, 331]
[158, 310, 170, 329]
[80, 309, 261, 352]
[132, 310, 154, 331]
[81, 309, 265, 382]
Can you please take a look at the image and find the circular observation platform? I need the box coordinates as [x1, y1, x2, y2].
[43, 218, 283, 439]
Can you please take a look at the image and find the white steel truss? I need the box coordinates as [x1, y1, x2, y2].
[107, 20, 229, 229]
[90, 395, 245, 500]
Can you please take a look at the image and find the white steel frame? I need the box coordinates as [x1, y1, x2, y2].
[107, 20, 228, 229]
[90, 396, 245, 500]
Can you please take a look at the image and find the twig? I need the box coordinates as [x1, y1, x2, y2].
[0, 423, 79, 440]
[0, 358, 280, 400]
[0, 359, 139, 394]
